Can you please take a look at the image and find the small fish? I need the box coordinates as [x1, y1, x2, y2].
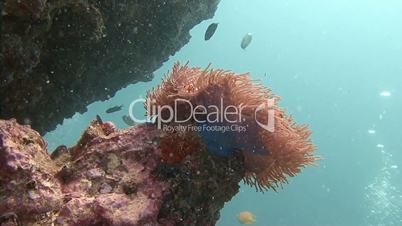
[122, 115, 136, 126]
[204, 23, 219, 41]
[241, 33, 253, 49]
[96, 114, 103, 124]
[105, 105, 123, 114]
[50, 145, 68, 160]
[237, 211, 256, 225]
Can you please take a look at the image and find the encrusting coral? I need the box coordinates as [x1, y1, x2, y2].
[0, 118, 244, 225]
[146, 62, 318, 191]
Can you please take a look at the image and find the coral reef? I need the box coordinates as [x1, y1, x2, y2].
[0, 118, 244, 226]
[0, 0, 220, 134]
[0, 63, 318, 225]
[146, 62, 318, 191]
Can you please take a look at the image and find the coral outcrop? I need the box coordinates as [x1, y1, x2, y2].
[0, 56, 319, 225]
[0, 0, 220, 134]
[146, 63, 318, 191]
[0, 118, 244, 226]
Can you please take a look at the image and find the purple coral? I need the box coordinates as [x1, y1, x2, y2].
[0, 118, 244, 225]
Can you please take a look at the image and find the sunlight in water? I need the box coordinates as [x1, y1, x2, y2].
[379, 91, 392, 97]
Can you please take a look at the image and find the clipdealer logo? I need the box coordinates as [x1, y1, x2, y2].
[128, 98, 275, 132]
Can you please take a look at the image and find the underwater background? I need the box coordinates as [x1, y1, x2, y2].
[44, 0, 402, 225]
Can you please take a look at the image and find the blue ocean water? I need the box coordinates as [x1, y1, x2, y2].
[45, 0, 402, 225]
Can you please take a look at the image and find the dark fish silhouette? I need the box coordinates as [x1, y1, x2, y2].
[105, 105, 123, 114]
[122, 115, 136, 126]
[50, 145, 68, 160]
[241, 33, 253, 49]
[96, 114, 103, 124]
[204, 23, 218, 41]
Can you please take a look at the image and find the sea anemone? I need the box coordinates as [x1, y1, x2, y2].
[146, 62, 318, 191]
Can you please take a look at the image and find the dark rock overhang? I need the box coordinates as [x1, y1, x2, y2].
[0, 0, 220, 134]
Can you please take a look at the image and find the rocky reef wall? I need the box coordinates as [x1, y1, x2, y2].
[0, 118, 243, 226]
[0, 0, 219, 134]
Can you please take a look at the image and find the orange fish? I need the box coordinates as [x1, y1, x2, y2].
[237, 211, 256, 224]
